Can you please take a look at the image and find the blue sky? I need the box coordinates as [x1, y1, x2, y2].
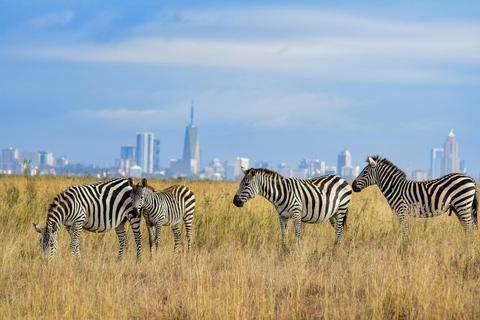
[1, 0, 480, 176]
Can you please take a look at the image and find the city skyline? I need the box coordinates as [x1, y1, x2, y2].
[1, 1, 479, 175]
[0, 125, 471, 180]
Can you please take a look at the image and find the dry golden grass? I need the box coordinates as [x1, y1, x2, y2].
[1, 175, 480, 319]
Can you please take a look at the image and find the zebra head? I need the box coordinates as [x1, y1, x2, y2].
[128, 178, 147, 215]
[33, 223, 58, 262]
[352, 155, 378, 192]
[233, 167, 260, 207]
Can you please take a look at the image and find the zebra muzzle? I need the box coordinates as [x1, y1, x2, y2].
[352, 180, 361, 193]
[233, 195, 244, 207]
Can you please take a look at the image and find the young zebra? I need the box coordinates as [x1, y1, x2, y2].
[128, 178, 195, 254]
[233, 167, 353, 247]
[33, 178, 142, 262]
[353, 155, 478, 237]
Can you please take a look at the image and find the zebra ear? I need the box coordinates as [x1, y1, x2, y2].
[366, 156, 377, 167]
[127, 178, 134, 187]
[241, 166, 247, 174]
[33, 223, 42, 233]
[141, 178, 147, 187]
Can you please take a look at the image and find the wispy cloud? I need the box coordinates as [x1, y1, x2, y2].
[70, 91, 366, 130]
[29, 11, 75, 28]
[5, 7, 480, 86]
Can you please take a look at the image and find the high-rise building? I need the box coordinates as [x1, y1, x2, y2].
[121, 146, 136, 162]
[337, 149, 352, 176]
[1, 147, 20, 173]
[234, 157, 249, 179]
[429, 148, 444, 179]
[2, 147, 19, 164]
[136, 132, 154, 174]
[443, 129, 460, 175]
[182, 102, 200, 175]
[153, 138, 161, 172]
[412, 170, 427, 181]
[39, 151, 54, 166]
[299, 159, 325, 177]
[55, 156, 69, 168]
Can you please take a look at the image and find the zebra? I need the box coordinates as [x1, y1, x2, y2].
[33, 178, 142, 262]
[128, 178, 195, 254]
[352, 155, 478, 237]
[233, 167, 353, 247]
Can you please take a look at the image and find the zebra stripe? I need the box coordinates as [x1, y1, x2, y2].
[352, 155, 478, 236]
[33, 178, 141, 262]
[233, 167, 353, 247]
[128, 178, 195, 254]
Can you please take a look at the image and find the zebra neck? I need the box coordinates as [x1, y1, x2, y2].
[46, 211, 63, 233]
[143, 189, 163, 214]
[258, 175, 282, 204]
[377, 171, 406, 196]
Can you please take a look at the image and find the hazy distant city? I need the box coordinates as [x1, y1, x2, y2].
[0, 105, 469, 182]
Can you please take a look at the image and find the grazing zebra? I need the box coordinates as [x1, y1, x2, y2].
[233, 167, 353, 247]
[33, 178, 142, 262]
[352, 155, 478, 237]
[128, 178, 195, 254]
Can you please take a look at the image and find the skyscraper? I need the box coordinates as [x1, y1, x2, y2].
[234, 157, 249, 179]
[337, 149, 352, 170]
[443, 129, 460, 175]
[120, 146, 136, 162]
[136, 131, 154, 174]
[153, 138, 161, 172]
[337, 149, 352, 177]
[429, 148, 444, 179]
[182, 102, 200, 175]
[39, 151, 54, 166]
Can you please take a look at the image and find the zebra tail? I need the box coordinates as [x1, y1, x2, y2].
[473, 185, 478, 227]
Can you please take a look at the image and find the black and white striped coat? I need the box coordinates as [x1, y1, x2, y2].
[129, 178, 195, 254]
[353, 155, 478, 236]
[33, 178, 141, 261]
[233, 167, 353, 247]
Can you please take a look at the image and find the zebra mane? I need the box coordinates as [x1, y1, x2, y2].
[144, 184, 156, 192]
[47, 196, 59, 214]
[372, 155, 407, 179]
[253, 168, 283, 179]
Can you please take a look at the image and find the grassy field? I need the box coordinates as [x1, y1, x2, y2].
[1, 175, 479, 319]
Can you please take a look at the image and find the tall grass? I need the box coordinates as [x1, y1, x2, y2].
[0, 175, 479, 319]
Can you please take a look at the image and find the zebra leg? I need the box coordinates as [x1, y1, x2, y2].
[68, 222, 83, 261]
[184, 219, 193, 251]
[333, 209, 348, 244]
[155, 222, 163, 250]
[292, 212, 302, 246]
[329, 216, 342, 244]
[129, 216, 142, 262]
[395, 207, 409, 237]
[278, 216, 288, 250]
[147, 224, 155, 257]
[115, 220, 128, 262]
[172, 224, 181, 253]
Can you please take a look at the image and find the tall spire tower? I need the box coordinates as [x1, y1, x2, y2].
[191, 100, 194, 125]
[443, 129, 460, 175]
[182, 102, 200, 175]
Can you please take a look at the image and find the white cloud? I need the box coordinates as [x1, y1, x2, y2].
[8, 7, 480, 85]
[29, 11, 75, 28]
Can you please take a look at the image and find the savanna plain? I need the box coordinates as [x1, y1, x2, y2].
[1, 175, 480, 319]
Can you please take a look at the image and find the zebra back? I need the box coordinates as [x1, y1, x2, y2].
[47, 178, 134, 233]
